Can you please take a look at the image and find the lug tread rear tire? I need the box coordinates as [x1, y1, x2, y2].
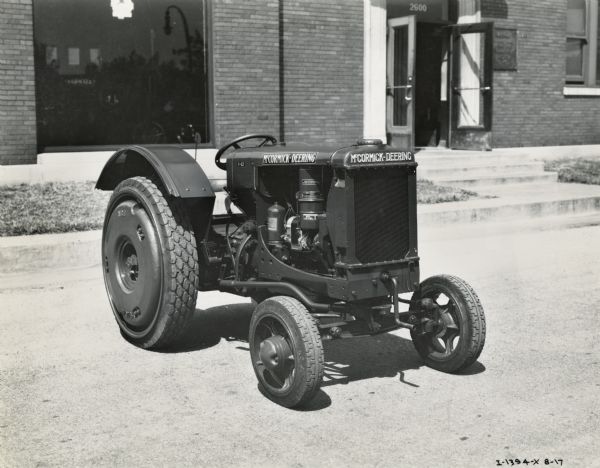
[109, 176, 198, 349]
[412, 274, 486, 373]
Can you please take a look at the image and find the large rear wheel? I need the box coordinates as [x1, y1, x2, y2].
[249, 296, 324, 408]
[102, 176, 199, 349]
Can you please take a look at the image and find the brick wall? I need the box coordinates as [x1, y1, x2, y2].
[0, 0, 37, 164]
[212, 0, 363, 146]
[282, 0, 363, 144]
[212, 0, 281, 146]
[482, 0, 600, 147]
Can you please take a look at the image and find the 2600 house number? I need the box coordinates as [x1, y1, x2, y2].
[409, 2, 428, 12]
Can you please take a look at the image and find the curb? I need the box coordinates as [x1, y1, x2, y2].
[0, 230, 101, 275]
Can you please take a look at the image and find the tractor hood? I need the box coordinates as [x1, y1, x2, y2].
[229, 140, 416, 170]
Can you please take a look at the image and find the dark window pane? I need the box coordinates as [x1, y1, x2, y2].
[33, 0, 210, 149]
[566, 38, 585, 79]
[597, 3, 600, 85]
[392, 25, 408, 127]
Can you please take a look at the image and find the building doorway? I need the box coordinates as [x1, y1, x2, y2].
[385, 0, 494, 150]
[414, 22, 446, 147]
[386, 0, 451, 149]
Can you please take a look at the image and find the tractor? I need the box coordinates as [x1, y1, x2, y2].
[96, 134, 486, 408]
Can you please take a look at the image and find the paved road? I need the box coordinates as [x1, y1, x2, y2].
[1, 223, 599, 467]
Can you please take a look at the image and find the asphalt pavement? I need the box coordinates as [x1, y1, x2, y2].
[1, 222, 599, 467]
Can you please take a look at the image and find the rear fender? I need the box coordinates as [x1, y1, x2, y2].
[96, 145, 215, 198]
[96, 145, 216, 242]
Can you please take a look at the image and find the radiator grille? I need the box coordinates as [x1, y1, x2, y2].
[353, 167, 410, 264]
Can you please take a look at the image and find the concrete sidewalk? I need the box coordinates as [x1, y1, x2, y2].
[0, 230, 101, 275]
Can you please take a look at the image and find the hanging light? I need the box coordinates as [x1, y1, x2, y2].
[111, 0, 134, 19]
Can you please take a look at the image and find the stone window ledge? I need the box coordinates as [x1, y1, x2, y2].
[563, 86, 600, 96]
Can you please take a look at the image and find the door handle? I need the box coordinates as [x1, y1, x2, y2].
[453, 86, 492, 92]
[387, 76, 413, 101]
[386, 84, 413, 101]
[405, 76, 413, 101]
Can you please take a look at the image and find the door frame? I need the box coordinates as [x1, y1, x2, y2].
[386, 15, 416, 148]
[449, 21, 494, 150]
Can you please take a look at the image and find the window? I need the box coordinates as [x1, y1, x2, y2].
[33, 0, 210, 150]
[597, 3, 600, 84]
[566, 0, 599, 85]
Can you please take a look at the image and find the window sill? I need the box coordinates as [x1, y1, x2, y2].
[563, 86, 600, 96]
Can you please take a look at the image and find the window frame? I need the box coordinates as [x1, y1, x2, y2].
[565, 0, 599, 87]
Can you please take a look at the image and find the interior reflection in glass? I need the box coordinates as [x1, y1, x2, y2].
[33, 0, 210, 149]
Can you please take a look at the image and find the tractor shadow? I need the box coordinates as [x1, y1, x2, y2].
[322, 334, 486, 387]
[163, 302, 254, 353]
[163, 303, 486, 388]
[321, 334, 423, 388]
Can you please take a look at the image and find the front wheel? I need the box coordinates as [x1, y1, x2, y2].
[410, 275, 486, 373]
[102, 176, 199, 349]
[249, 296, 324, 408]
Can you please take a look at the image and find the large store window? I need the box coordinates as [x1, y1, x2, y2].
[33, 0, 210, 150]
[566, 0, 599, 85]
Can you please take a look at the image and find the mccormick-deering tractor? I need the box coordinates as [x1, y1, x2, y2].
[96, 134, 486, 408]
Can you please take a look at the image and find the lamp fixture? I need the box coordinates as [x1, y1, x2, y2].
[111, 0, 134, 19]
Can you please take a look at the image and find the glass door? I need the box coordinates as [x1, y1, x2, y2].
[449, 22, 494, 150]
[387, 16, 416, 148]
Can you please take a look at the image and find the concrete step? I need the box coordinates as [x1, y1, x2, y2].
[417, 154, 531, 167]
[430, 172, 558, 187]
[419, 210, 600, 242]
[416, 151, 532, 167]
[415, 150, 554, 187]
[420, 195, 600, 225]
[418, 182, 600, 225]
[416, 144, 600, 163]
[419, 160, 545, 179]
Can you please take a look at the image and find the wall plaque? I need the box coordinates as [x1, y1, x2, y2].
[494, 28, 518, 71]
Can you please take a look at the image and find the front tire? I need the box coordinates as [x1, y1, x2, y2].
[102, 176, 198, 349]
[249, 296, 324, 408]
[410, 275, 486, 373]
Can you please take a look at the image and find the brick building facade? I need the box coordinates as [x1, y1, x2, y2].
[0, 0, 598, 165]
[212, 0, 363, 146]
[0, 0, 37, 164]
[483, 0, 600, 147]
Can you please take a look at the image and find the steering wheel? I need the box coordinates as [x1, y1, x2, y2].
[215, 134, 277, 170]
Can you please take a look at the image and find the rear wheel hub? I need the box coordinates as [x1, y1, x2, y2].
[118, 241, 139, 290]
[103, 198, 162, 333]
